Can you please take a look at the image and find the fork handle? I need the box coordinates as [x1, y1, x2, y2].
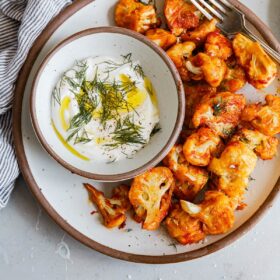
[242, 27, 280, 64]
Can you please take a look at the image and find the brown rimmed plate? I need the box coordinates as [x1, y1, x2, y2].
[13, 0, 280, 264]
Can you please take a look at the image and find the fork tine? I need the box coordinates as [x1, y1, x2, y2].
[197, 0, 224, 20]
[208, 0, 227, 13]
[216, 0, 234, 9]
[189, 0, 213, 21]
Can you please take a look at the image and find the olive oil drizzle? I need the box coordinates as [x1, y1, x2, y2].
[51, 120, 89, 161]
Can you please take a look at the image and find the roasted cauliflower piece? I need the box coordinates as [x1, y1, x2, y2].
[184, 82, 217, 128]
[115, 0, 157, 34]
[219, 58, 247, 92]
[186, 53, 227, 87]
[181, 19, 217, 44]
[205, 31, 233, 60]
[241, 95, 280, 136]
[183, 127, 222, 166]
[166, 41, 196, 81]
[164, 0, 200, 36]
[165, 204, 205, 245]
[208, 141, 257, 204]
[174, 179, 203, 201]
[84, 183, 131, 228]
[192, 92, 246, 138]
[145, 28, 177, 50]
[231, 128, 278, 160]
[233, 33, 277, 89]
[180, 191, 235, 235]
[129, 167, 174, 230]
[163, 144, 209, 191]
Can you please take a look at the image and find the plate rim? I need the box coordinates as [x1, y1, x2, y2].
[12, 0, 280, 264]
[29, 26, 185, 182]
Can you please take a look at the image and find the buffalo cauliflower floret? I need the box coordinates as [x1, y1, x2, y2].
[231, 128, 278, 160]
[181, 19, 217, 44]
[166, 41, 196, 81]
[163, 144, 209, 191]
[183, 127, 222, 166]
[241, 95, 280, 136]
[205, 31, 233, 60]
[233, 33, 277, 89]
[180, 191, 235, 235]
[184, 82, 217, 128]
[219, 58, 247, 92]
[186, 53, 227, 87]
[192, 92, 246, 138]
[145, 28, 177, 50]
[208, 141, 257, 204]
[115, 0, 158, 34]
[129, 167, 174, 230]
[165, 204, 205, 245]
[164, 0, 200, 36]
[84, 183, 131, 228]
[174, 179, 204, 201]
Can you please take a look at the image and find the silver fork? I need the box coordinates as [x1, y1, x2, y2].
[190, 0, 280, 63]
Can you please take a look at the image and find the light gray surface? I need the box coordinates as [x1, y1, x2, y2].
[1, 0, 280, 279]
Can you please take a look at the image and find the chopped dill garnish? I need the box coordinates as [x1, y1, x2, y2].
[101, 53, 133, 74]
[151, 123, 161, 136]
[62, 60, 88, 91]
[66, 80, 98, 142]
[74, 128, 91, 144]
[133, 64, 145, 79]
[91, 73, 138, 125]
[249, 176, 256, 182]
[52, 78, 64, 106]
[105, 116, 147, 149]
[168, 242, 178, 252]
[52, 87, 61, 106]
[213, 98, 226, 116]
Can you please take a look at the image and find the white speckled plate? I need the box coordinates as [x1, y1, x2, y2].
[13, 0, 280, 263]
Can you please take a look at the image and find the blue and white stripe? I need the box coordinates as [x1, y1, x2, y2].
[0, 0, 71, 208]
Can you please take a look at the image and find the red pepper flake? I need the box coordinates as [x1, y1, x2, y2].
[236, 202, 247, 211]
[118, 221, 126, 229]
[90, 210, 98, 215]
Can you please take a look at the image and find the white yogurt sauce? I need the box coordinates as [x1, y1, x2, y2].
[51, 54, 160, 162]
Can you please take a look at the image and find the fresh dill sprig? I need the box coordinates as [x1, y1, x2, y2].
[101, 53, 133, 74]
[62, 60, 88, 92]
[91, 74, 138, 125]
[66, 81, 98, 142]
[151, 123, 161, 136]
[52, 87, 61, 106]
[52, 78, 65, 106]
[74, 60, 88, 81]
[213, 98, 226, 116]
[74, 128, 91, 144]
[105, 116, 146, 148]
[133, 64, 145, 79]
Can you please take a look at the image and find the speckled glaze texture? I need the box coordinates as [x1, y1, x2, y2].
[3, 1, 280, 280]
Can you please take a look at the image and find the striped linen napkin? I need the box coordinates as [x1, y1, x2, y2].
[0, 0, 71, 209]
